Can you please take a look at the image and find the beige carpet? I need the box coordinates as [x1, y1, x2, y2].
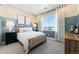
[30, 38, 64, 54]
[0, 38, 64, 54]
[0, 42, 25, 54]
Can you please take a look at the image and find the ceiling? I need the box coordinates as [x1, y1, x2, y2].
[11, 4, 62, 16]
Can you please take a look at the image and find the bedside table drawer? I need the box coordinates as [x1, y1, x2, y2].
[5, 32, 18, 45]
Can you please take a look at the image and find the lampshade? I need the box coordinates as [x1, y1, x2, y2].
[33, 24, 37, 27]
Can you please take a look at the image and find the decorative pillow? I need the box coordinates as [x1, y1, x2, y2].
[17, 28, 20, 33]
[27, 27, 33, 31]
[18, 27, 33, 33]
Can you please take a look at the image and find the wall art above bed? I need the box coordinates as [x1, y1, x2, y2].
[17, 14, 26, 25]
[17, 14, 32, 28]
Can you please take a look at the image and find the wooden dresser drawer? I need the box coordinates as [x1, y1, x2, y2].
[76, 41, 79, 53]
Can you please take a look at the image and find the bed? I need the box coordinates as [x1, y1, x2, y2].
[17, 27, 47, 53]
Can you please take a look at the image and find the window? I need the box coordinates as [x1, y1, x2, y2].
[41, 15, 56, 31]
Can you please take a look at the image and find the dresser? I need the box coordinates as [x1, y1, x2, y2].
[5, 32, 18, 45]
[65, 32, 79, 54]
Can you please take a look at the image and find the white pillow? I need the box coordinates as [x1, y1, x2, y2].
[27, 27, 33, 31]
[19, 27, 33, 32]
[19, 28, 26, 32]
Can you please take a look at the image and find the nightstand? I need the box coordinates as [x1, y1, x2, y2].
[5, 32, 18, 45]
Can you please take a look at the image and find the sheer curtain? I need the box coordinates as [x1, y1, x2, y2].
[55, 5, 65, 42]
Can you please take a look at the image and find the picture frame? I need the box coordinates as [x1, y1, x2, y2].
[17, 14, 25, 25]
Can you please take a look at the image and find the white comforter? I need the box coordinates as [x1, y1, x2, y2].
[17, 31, 45, 53]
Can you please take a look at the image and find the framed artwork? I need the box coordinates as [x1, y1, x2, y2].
[17, 14, 25, 25]
[25, 17, 31, 25]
